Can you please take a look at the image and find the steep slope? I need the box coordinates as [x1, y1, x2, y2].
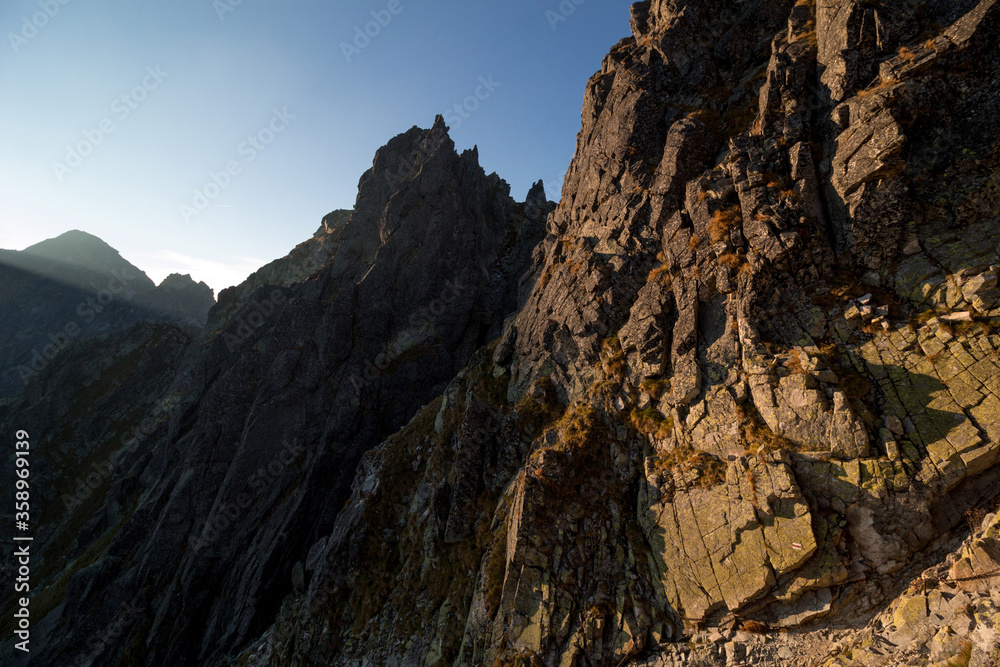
[1, 212, 353, 664]
[823, 508, 1000, 666]
[241, 0, 1000, 665]
[22, 118, 552, 666]
[0, 231, 215, 398]
[0, 321, 197, 656]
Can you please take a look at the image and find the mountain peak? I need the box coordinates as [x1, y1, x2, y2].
[22, 229, 121, 261]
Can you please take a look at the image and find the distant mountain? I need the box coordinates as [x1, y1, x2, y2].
[0, 231, 215, 398]
[144, 272, 215, 326]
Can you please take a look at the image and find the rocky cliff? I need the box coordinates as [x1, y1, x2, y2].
[6, 0, 1000, 665]
[238, 0, 1000, 664]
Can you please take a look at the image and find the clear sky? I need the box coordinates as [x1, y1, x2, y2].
[0, 0, 633, 293]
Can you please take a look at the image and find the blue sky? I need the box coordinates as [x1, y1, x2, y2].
[0, 0, 633, 293]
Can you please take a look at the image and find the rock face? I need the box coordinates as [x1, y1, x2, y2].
[144, 273, 215, 327]
[10, 117, 552, 666]
[0, 231, 215, 398]
[0, 321, 197, 652]
[6, 0, 1000, 665]
[821, 510, 1000, 666]
[237, 0, 1000, 664]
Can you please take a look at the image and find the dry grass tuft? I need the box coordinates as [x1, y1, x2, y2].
[708, 206, 742, 243]
[792, 28, 818, 46]
[629, 406, 674, 440]
[639, 377, 671, 401]
[652, 443, 727, 490]
[601, 336, 627, 381]
[740, 619, 769, 634]
[560, 403, 603, 451]
[940, 640, 973, 667]
[763, 171, 791, 190]
[718, 253, 743, 270]
[648, 263, 672, 286]
[738, 402, 799, 457]
[783, 352, 806, 375]
[857, 75, 899, 98]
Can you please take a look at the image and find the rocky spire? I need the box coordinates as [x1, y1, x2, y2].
[24, 119, 546, 666]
